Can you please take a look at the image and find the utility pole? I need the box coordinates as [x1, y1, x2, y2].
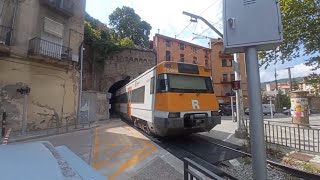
[275, 68, 280, 111]
[286, 67, 293, 91]
[182, 11, 247, 139]
[233, 54, 247, 138]
[275, 68, 278, 91]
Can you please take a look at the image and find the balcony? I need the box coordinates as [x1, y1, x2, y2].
[40, 0, 74, 18]
[0, 25, 12, 54]
[28, 37, 72, 61]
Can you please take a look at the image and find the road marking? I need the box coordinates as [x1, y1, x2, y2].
[94, 144, 132, 168]
[93, 128, 99, 168]
[93, 125, 158, 179]
[108, 140, 157, 180]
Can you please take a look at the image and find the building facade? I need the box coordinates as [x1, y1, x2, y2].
[153, 34, 211, 67]
[0, 0, 86, 131]
[210, 39, 248, 107]
[153, 34, 248, 107]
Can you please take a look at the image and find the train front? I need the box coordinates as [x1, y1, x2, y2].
[153, 62, 221, 136]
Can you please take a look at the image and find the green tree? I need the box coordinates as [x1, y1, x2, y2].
[84, 21, 120, 62]
[119, 37, 135, 48]
[259, 0, 320, 69]
[109, 6, 152, 48]
[278, 92, 291, 109]
[305, 73, 320, 95]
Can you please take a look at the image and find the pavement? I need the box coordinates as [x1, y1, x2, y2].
[8, 114, 320, 179]
[92, 120, 183, 180]
[11, 119, 184, 180]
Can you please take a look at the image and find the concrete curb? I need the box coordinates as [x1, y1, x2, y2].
[8, 124, 101, 143]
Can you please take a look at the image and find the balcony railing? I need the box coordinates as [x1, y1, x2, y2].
[0, 25, 12, 46]
[28, 37, 72, 61]
[40, 0, 74, 17]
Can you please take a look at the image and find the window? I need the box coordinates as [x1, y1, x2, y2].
[131, 86, 145, 103]
[222, 59, 227, 67]
[150, 77, 155, 94]
[180, 43, 184, 50]
[192, 47, 197, 53]
[230, 74, 235, 81]
[166, 40, 171, 47]
[222, 74, 228, 82]
[116, 93, 128, 103]
[156, 74, 167, 92]
[193, 57, 197, 64]
[168, 74, 213, 93]
[165, 51, 171, 61]
[229, 59, 233, 67]
[205, 59, 209, 67]
[180, 54, 184, 62]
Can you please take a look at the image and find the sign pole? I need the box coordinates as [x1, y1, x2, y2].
[231, 96, 234, 122]
[245, 46, 267, 179]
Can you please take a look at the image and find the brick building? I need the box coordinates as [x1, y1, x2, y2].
[153, 34, 248, 107]
[211, 39, 248, 106]
[153, 34, 211, 67]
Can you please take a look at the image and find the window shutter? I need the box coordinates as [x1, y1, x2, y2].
[44, 17, 64, 38]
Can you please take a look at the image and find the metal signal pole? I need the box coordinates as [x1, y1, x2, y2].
[286, 67, 293, 91]
[182, 11, 247, 139]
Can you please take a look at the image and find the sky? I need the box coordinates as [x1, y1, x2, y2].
[86, 0, 317, 82]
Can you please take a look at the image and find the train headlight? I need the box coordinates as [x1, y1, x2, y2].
[211, 111, 219, 116]
[168, 112, 180, 118]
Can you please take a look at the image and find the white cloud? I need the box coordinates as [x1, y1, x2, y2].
[260, 63, 320, 82]
[86, 0, 223, 47]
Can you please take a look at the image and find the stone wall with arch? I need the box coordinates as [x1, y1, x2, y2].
[99, 48, 156, 92]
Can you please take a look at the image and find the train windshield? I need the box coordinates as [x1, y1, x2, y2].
[157, 74, 213, 93]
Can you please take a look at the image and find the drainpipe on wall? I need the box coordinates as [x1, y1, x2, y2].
[9, 0, 18, 46]
[76, 41, 84, 128]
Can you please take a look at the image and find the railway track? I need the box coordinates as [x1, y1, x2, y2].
[196, 134, 320, 180]
[124, 119, 320, 179]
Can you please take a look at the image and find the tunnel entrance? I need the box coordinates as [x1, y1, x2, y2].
[108, 76, 130, 117]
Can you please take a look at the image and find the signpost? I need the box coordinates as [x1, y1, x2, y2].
[223, 0, 283, 179]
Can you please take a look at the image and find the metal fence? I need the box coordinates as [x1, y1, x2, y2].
[184, 158, 225, 180]
[245, 119, 320, 153]
[0, 25, 12, 46]
[28, 37, 72, 61]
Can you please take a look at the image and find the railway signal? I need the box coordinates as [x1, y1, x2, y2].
[231, 80, 241, 90]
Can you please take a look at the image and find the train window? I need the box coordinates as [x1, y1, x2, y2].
[156, 74, 166, 92]
[150, 77, 155, 94]
[131, 86, 145, 103]
[167, 74, 214, 93]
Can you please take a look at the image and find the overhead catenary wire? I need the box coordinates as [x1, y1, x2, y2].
[176, 0, 220, 38]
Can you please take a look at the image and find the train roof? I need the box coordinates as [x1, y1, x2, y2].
[116, 62, 210, 94]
